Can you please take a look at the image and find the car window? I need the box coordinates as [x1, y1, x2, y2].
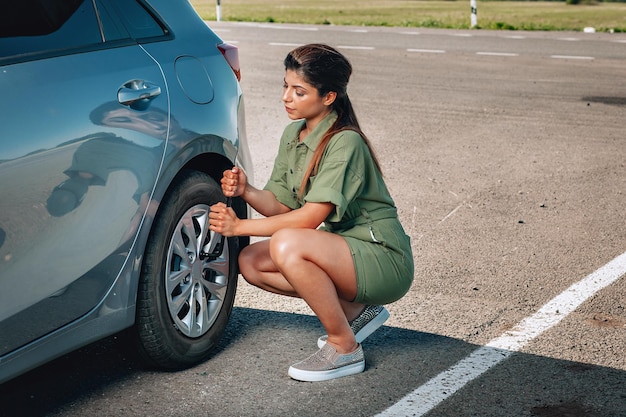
[107, 0, 167, 40]
[94, 0, 131, 42]
[0, 0, 102, 60]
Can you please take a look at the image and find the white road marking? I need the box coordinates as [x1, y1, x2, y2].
[476, 52, 519, 57]
[337, 45, 375, 50]
[216, 23, 614, 61]
[377, 251, 626, 417]
[257, 24, 318, 31]
[407, 48, 446, 54]
[551, 55, 594, 60]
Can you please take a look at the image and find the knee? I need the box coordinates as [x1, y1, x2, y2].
[238, 244, 254, 269]
[238, 244, 261, 284]
[269, 228, 300, 268]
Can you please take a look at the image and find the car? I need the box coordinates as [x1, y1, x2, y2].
[0, 0, 252, 383]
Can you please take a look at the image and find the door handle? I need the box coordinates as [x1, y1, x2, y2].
[117, 79, 161, 110]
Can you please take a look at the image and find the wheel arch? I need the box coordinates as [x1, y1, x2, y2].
[116, 143, 250, 329]
[166, 151, 250, 250]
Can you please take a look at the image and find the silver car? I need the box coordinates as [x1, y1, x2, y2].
[0, 0, 252, 383]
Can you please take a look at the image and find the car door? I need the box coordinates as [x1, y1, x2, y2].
[0, 0, 169, 355]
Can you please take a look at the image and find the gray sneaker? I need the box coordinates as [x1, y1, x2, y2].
[317, 305, 390, 348]
[288, 344, 365, 382]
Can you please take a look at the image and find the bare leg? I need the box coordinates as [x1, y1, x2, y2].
[238, 229, 364, 353]
[238, 239, 298, 297]
[338, 299, 368, 322]
[269, 228, 361, 353]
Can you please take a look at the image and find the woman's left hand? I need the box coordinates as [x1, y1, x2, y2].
[209, 202, 239, 237]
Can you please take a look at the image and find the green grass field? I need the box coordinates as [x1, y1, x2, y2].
[191, 0, 626, 32]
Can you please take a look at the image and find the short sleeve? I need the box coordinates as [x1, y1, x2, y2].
[304, 130, 366, 222]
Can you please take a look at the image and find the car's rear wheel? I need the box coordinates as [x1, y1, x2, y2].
[134, 170, 237, 369]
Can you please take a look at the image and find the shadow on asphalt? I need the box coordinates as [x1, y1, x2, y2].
[0, 307, 624, 417]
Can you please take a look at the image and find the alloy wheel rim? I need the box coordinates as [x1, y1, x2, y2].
[165, 204, 229, 338]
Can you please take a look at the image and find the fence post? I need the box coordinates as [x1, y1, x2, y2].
[470, 0, 477, 28]
[216, 0, 222, 21]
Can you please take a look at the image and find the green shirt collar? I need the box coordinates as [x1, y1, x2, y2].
[299, 111, 338, 150]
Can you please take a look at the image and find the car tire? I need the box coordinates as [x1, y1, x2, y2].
[134, 169, 238, 369]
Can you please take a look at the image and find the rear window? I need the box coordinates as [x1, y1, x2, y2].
[0, 0, 102, 59]
[107, 0, 167, 39]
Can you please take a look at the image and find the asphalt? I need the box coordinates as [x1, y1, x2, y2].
[1, 23, 625, 417]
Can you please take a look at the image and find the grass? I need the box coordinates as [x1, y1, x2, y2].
[190, 0, 626, 32]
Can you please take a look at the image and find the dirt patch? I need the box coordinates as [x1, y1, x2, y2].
[584, 313, 626, 329]
[582, 96, 626, 107]
[531, 400, 597, 417]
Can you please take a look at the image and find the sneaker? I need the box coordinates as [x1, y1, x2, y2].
[288, 344, 365, 382]
[317, 305, 389, 348]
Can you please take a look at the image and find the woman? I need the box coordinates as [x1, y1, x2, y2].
[209, 44, 413, 382]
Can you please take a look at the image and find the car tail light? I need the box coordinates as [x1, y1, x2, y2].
[217, 43, 241, 81]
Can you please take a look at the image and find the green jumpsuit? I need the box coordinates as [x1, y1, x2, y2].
[264, 111, 414, 305]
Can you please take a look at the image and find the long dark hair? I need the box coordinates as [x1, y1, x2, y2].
[284, 44, 382, 197]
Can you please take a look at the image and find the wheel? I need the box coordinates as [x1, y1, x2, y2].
[134, 170, 238, 369]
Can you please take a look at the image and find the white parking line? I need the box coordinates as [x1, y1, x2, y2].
[407, 48, 446, 54]
[257, 24, 318, 31]
[337, 45, 375, 50]
[377, 251, 626, 417]
[551, 55, 594, 60]
[476, 52, 519, 57]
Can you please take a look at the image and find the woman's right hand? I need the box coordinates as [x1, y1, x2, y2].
[221, 166, 247, 198]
